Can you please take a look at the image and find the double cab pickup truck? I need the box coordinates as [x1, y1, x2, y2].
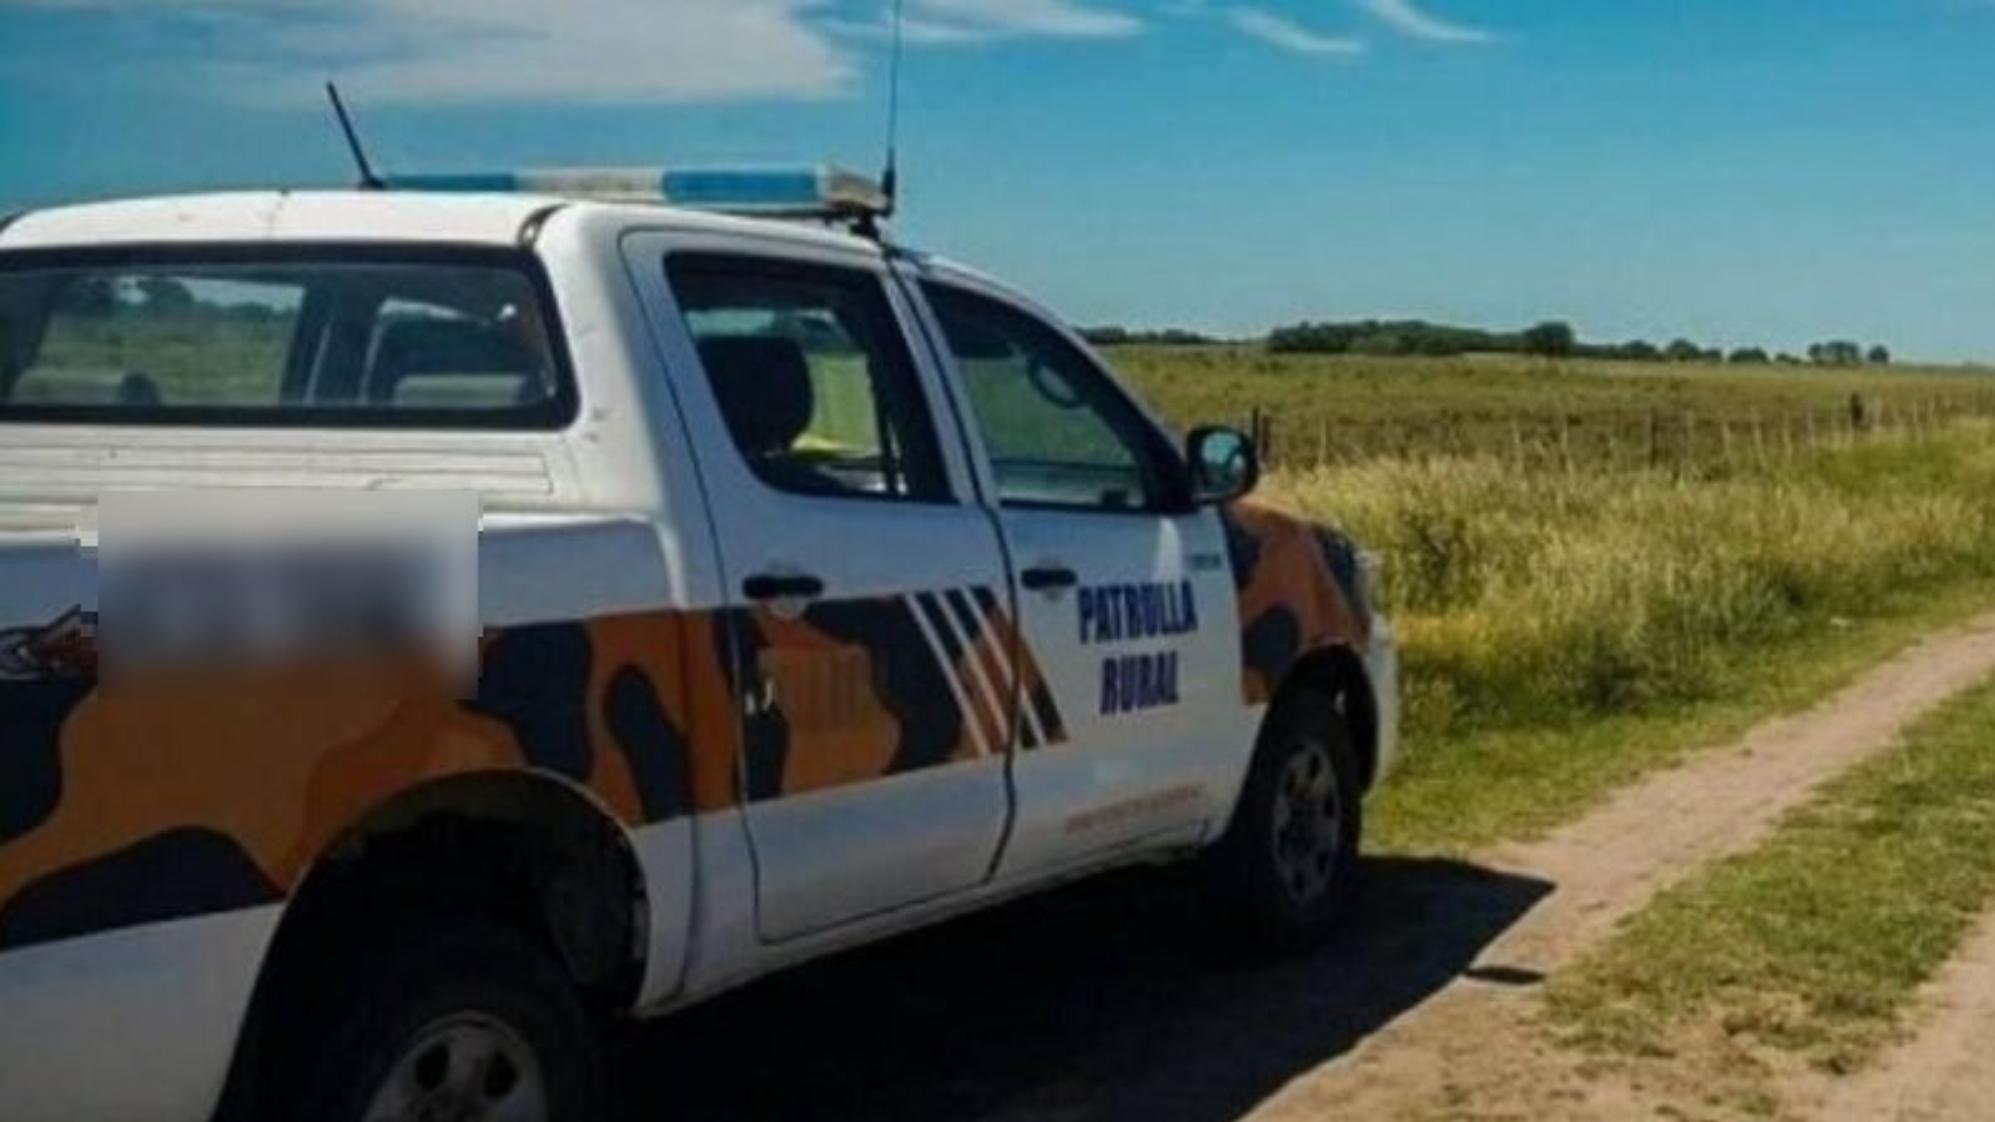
[0, 171, 1397, 1122]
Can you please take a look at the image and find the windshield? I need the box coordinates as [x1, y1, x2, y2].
[0, 249, 572, 427]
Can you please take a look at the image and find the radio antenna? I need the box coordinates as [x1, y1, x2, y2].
[325, 81, 384, 190]
[880, 0, 906, 219]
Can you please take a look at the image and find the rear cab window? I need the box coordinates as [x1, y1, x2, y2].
[0, 247, 575, 428]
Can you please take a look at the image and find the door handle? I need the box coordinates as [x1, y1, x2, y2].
[743, 572, 826, 602]
[1021, 564, 1079, 592]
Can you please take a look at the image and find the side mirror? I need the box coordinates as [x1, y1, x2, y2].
[1187, 426, 1261, 505]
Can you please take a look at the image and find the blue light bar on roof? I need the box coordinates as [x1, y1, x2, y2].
[379, 164, 890, 220]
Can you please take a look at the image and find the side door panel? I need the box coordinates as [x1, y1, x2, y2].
[994, 509, 1239, 872]
[903, 271, 1248, 876]
[623, 233, 1015, 941]
[726, 575, 1016, 939]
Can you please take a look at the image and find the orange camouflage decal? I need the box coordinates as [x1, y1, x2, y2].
[1222, 502, 1369, 705]
[729, 584, 1066, 803]
[0, 608, 735, 953]
[0, 587, 1064, 951]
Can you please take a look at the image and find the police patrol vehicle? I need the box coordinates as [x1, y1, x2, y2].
[0, 162, 1398, 1121]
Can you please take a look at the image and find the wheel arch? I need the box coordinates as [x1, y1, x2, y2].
[1271, 643, 1381, 791]
[214, 768, 649, 1119]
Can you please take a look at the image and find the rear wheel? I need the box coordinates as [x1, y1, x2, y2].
[1206, 686, 1364, 951]
[285, 917, 603, 1122]
[358, 1010, 550, 1122]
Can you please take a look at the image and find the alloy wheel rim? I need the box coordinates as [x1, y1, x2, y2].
[362, 1011, 549, 1122]
[1269, 739, 1342, 906]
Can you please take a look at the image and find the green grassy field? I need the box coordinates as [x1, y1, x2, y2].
[1286, 429, 1995, 853]
[1111, 345, 1995, 471]
[1101, 347, 1995, 854]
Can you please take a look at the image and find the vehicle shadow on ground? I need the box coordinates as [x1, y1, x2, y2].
[611, 856, 1552, 1122]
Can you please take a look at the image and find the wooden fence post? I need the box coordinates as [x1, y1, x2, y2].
[1248, 407, 1273, 466]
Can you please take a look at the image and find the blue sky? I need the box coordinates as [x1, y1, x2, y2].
[3, 0, 1993, 361]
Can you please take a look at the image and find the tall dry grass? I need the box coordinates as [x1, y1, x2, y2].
[1262, 422, 1995, 740]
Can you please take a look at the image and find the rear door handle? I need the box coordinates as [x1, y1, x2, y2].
[1021, 565, 1079, 592]
[743, 573, 826, 602]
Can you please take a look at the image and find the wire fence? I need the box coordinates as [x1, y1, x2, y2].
[1243, 392, 1995, 476]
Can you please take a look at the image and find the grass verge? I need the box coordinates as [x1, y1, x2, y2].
[1372, 576, 1995, 854]
[1546, 672, 1995, 1078]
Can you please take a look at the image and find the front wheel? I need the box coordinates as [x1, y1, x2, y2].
[1204, 686, 1365, 951]
[286, 917, 604, 1122]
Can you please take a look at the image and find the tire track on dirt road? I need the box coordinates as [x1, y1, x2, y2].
[1246, 607, 1995, 1121]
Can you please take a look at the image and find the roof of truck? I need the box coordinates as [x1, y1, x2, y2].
[0, 189, 885, 255]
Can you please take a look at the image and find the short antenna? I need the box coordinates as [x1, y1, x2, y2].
[325, 81, 384, 190]
[880, 0, 906, 218]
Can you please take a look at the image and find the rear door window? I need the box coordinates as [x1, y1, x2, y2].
[667, 254, 948, 503]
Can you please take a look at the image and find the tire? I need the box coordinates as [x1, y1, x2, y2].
[281, 916, 604, 1122]
[1204, 685, 1365, 952]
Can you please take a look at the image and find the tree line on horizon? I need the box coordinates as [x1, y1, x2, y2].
[1083, 320, 1893, 368]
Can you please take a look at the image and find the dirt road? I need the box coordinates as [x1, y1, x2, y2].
[1247, 606, 1995, 1120]
[611, 607, 1995, 1121]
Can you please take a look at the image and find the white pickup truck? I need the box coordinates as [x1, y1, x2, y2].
[0, 173, 1397, 1122]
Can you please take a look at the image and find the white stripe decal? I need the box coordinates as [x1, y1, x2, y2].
[930, 591, 1013, 753]
[971, 591, 1046, 749]
[905, 594, 990, 757]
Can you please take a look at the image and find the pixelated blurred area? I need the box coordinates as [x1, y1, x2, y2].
[94, 490, 475, 690]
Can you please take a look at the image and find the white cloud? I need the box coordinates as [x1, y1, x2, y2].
[0, 0, 1491, 101]
[342, 0, 861, 104]
[0, 0, 1145, 104]
[836, 0, 1140, 43]
[911, 0, 1139, 37]
[827, 0, 1141, 45]
[1352, 0, 1492, 44]
[1227, 8, 1366, 56]
[3, 0, 861, 103]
